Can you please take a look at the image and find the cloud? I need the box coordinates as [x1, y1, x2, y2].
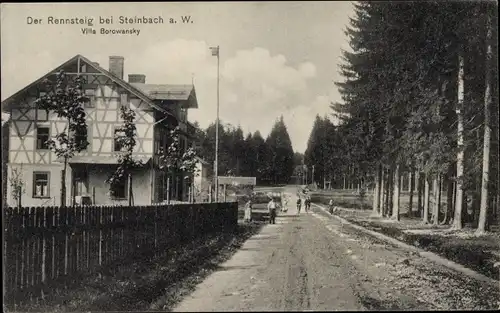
[299, 62, 317, 78]
[121, 40, 331, 152]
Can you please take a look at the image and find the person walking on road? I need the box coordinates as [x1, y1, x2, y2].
[304, 196, 310, 213]
[282, 196, 288, 213]
[268, 197, 277, 224]
[296, 197, 302, 214]
[328, 198, 334, 214]
[244, 198, 253, 223]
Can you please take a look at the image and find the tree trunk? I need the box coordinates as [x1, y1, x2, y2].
[128, 173, 133, 206]
[382, 169, 389, 217]
[408, 172, 412, 192]
[17, 186, 22, 209]
[423, 174, 430, 224]
[417, 171, 423, 217]
[477, 14, 493, 235]
[166, 176, 171, 204]
[409, 166, 415, 217]
[372, 165, 380, 216]
[443, 165, 454, 225]
[442, 178, 452, 225]
[386, 168, 392, 217]
[432, 175, 439, 225]
[391, 164, 400, 221]
[387, 168, 394, 217]
[453, 53, 465, 230]
[61, 158, 68, 207]
[438, 175, 443, 223]
[379, 167, 385, 214]
[415, 170, 420, 194]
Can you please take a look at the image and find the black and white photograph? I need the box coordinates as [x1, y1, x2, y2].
[1, 1, 499, 311]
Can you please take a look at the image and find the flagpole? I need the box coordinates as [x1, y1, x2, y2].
[212, 45, 220, 202]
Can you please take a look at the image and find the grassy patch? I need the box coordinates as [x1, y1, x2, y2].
[7, 223, 264, 313]
[310, 193, 372, 210]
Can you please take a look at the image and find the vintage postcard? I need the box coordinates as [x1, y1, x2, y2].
[1, 1, 499, 312]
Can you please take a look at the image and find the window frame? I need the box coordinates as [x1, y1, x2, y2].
[35, 125, 51, 150]
[32, 171, 50, 198]
[179, 108, 188, 122]
[110, 178, 128, 200]
[74, 124, 89, 151]
[113, 127, 125, 152]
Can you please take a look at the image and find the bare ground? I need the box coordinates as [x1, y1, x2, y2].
[173, 191, 500, 311]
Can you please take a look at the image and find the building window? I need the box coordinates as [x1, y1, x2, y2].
[33, 172, 50, 198]
[84, 89, 96, 108]
[110, 179, 127, 199]
[36, 126, 50, 150]
[114, 128, 124, 151]
[180, 108, 187, 122]
[75, 126, 88, 150]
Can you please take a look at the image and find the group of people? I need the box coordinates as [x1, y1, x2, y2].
[295, 196, 311, 214]
[243, 191, 334, 225]
[242, 194, 282, 224]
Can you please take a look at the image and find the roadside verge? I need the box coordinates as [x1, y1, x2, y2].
[312, 203, 500, 289]
[7, 222, 265, 313]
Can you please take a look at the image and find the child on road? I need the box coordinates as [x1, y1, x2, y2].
[244, 198, 253, 223]
[328, 199, 334, 214]
[268, 197, 277, 224]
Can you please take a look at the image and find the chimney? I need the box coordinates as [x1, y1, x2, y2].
[109, 56, 124, 79]
[128, 74, 146, 84]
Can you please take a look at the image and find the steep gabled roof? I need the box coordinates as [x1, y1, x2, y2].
[1, 54, 174, 117]
[130, 83, 198, 109]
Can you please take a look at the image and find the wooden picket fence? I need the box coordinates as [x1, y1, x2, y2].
[3, 202, 238, 305]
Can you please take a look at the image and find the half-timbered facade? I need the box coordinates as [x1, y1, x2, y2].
[1, 54, 199, 207]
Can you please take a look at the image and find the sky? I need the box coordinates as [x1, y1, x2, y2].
[1, 2, 354, 152]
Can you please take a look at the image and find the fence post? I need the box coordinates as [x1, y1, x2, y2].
[41, 207, 46, 289]
[154, 206, 158, 251]
[98, 206, 103, 269]
[64, 206, 69, 276]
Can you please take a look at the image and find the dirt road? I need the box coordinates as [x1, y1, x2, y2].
[173, 188, 500, 311]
